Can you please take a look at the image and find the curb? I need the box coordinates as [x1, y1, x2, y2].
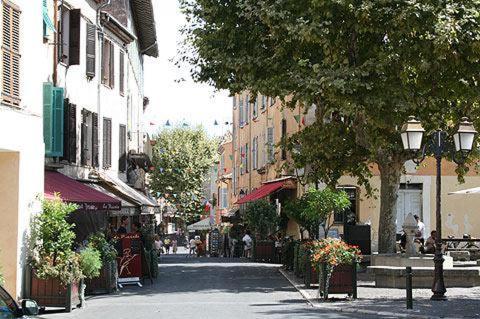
[277, 268, 460, 319]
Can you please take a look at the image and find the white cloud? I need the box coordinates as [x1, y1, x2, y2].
[143, 0, 232, 137]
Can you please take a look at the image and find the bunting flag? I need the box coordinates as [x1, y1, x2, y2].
[293, 114, 301, 123]
[149, 122, 156, 126]
[302, 116, 306, 125]
[229, 155, 234, 161]
[241, 153, 245, 158]
[159, 167, 164, 173]
[224, 168, 227, 172]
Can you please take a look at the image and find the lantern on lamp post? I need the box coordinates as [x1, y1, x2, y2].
[401, 116, 476, 300]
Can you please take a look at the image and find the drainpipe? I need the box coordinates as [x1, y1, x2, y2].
[52, 0, 58, 85]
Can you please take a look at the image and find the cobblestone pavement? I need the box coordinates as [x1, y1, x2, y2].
[39, 252, 383, 319]
[279, 268, 480, 319]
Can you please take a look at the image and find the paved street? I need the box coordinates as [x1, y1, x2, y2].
[42, 251, 383, 319]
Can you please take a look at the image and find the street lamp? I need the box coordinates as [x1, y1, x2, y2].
[401, 116, 477, 301]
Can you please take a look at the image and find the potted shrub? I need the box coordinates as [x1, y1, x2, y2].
[244, 200, 279, 262]
[311, 238, 362, 300]
[84, 233, 118, 295]
[28, 196, 83, 312]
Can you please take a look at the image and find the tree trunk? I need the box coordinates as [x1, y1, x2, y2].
[377, 159, 403, 253]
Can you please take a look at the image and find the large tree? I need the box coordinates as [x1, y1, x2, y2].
[180, 0, 480, 252]
[150, 126, 217, 223]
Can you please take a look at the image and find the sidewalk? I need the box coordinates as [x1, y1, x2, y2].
[279, 268, 480, 318]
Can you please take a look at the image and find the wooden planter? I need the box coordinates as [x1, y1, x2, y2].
[319, 263, 357, 300]
[304, 253, 318, 288]
[85, 260, 117, 295]
[28, 270, 81, 312]
[254, 240, 275, 263]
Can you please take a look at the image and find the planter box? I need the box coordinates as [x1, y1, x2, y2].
[319, 263, 357, 300]
[254, 241, 275, 263]
[28, 270, 81, 312]
[85, 260, 117, 295]
[304, 255, 318, 288]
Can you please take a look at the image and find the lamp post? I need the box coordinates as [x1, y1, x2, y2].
[400, 116, 477, 300]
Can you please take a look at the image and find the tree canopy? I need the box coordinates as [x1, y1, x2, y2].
[150, 126, 218, 222]
[180, 0, 480, 252]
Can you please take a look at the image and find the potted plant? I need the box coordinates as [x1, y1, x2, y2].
[27, 196, 83, 312]
[84, 232, 118, 295]
[244, 200, 279, 262]
[78, 246, 102, 302]
[311, 238, 362, 300]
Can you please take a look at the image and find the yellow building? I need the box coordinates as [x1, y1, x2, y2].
[229, 92, 480, 252]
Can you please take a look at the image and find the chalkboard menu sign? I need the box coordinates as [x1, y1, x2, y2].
[209, 229, 221, 257]
[114, 233, 143, 286]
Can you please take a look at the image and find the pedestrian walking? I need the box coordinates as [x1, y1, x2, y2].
[242, 231, 253, 259]
[164, 237, 171, 254]
[274, 233, 283, 263]
[230, 237, 238, 258]
[154, 234, 163, 256]
[189, 237, 196, 256]
[172, 238, 178, 254]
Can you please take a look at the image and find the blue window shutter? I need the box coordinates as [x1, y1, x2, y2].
[43, 82, 54, 156]
[51, 87, 64, 157]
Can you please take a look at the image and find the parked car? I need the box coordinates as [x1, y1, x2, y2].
[0, 286, 39, 318]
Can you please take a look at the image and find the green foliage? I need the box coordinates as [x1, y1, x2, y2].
[179, 0, 480, 252]
[87, 232, 117, 263]
[79, 247, 102, 279]
[31, 196, 82, 284]
[244, 200, 279, 239]
[150, 126, 218, 223]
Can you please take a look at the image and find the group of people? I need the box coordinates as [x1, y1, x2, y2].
[154, 235, 178, 255]
[399, 214, 437, 254]
[188, 236, 206, 257]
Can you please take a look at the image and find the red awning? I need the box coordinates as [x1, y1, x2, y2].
[44, 171, 121, 211]
[236, 181, 285, 205]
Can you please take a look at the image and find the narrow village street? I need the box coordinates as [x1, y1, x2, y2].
[41, 250, 382, 319]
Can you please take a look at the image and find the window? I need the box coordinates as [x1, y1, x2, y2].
[239, 96, 244, 126]
[101, 39, 114, 88]
[62, 99, 77, 163]
[103, 118, 112, 168]
[244, 95, 249, 124]
[220, 154, 225, 173]
[1, 1, 20, 107]
[261, 95, 267, 110]
[58, 8, 80, 65]
[245, 143, 249, 173]
[240, 146, 244, 175]
[119, 124, 127, 172]
[281, 119, 287, 160]
[267, 127, 274, 162]
[233, 96, 237, 109]
[335, 187, 358, 224]
[221, 188, 228, 209]
[396, 183, 423, 232]
[119, 51, 125, 95]
[86, 23, 96, 78]
[252, 95, 258, 118]
[233, 167, 237, 195]
[252, 137, 258, 170]
[81, 109, 98, 167]
[270, 96, 275, 107]
[43, 83, 65, 157]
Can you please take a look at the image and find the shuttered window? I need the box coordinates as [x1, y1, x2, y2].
[267, 127, 274, 162]
[119, 124, 127, 172]
[62, 100, 77, 163]
[68, 9, 80, 65]
[281, 119, 287, 160]
[101, 39, 114, 88]
[245, 143, 249, 173]
[252, 96, 258, 118]
[261, 95, 266, 110]
[43, 83, 64, 157]
[103, 118, 112, 168]
[119, 51, 124, 95]
[85, 23, 96, 78]
[244, 95, 249, 124]
[2, 1, 20, 107]
[81, 109, 98, 167]
[239, 97, 244, 126]
[252, 137, 258, 170]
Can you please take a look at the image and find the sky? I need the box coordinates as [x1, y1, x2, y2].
[143, 1, 232, 137]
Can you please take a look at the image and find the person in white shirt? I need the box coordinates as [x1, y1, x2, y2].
[242, 231, 253, 258]
[189, 237, 196, 256]
[414, 214, 426, 245]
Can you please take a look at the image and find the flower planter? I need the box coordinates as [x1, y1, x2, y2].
[27, 270, 81, 312]
[85, 260, 117, 295]
[254, 240, 275, 263]
[318, 263, 357, 300]
[304, 253, 318, 288]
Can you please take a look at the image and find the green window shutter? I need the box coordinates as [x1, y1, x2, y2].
[43, 82, 54, 156]
[51, 87, 64, 157]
